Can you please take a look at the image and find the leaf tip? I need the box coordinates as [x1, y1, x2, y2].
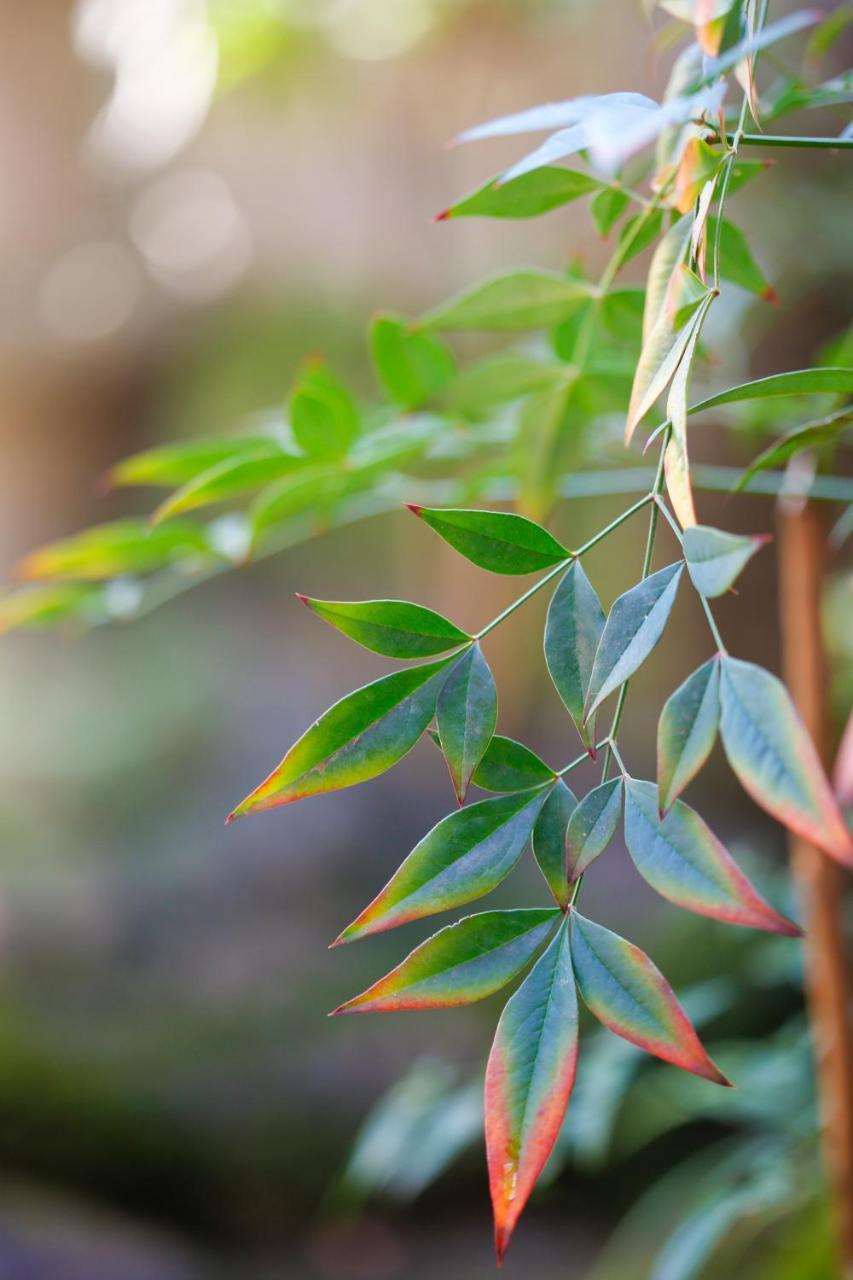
[761, 286, 780, 305]
[433, 208, 452, 223]
[404, 502, 424, 517]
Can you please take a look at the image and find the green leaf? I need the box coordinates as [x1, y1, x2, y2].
[663, 298, 706, 528]
[533, 780, 577, 905]
[544, 560, 606, 751]
[690, 367, 853, 415]
[438, 167, 600, 221]
[734, 409, 853, 493]
[485, 920, 578, 1263]
[719, 657, 853, 866]
[566, 778, 624, 882]
[627, 282, 710, 441]
[624, 780, 800, 935]
[470, 736, 556, 793]
[152, 451, 303, 523]
[683, 524, 766, 597]
[0, 583, 106, 633]
[19, 519, 211, 582]
[298, 596, 471, 665]
[643, 215, 692, 341]
[443, 354, 567, 417]
[410, 506, 569, 575]
[420, 270, 595, 332]
[569, 912, 729, 1083]
[710, 217, 775, 300]
[289, 364, 359, 459]
[658, 657, 721, 813]
[332, 908, 560, 1013]
[250, 470, 339, 544]
[590, 186, 630, 237]
[298, 597, 471, 659]
[227, 659, 451, 820]
[370, 315, 456, 409]
[335, 788, 549, 943]
[107, 435, 279, 489]
[617, 209, 664, 265]
[585, 563, 684, 719]
[436, 645, 498, 804]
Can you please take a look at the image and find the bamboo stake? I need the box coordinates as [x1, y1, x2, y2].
[777, 498, 853, 1277]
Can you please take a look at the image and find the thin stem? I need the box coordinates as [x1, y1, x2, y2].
[653, 495, 685, 544]
[474, 558, 570, 640]
[699, 593, 727, 653]
[606, 737, 629, 778]
[573, 493, 654, 556]
[556, 740, 608, 778]
[599, 438, 669, 781]
[725, 132, 853, 150]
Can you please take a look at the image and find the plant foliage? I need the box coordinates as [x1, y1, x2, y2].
[4, 0, 852, 1262]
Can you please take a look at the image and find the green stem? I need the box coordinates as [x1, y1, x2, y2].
[699, 593, 727, 653]
[474, 494, 653, 641]
[556, 741, 608, 778]
[474, 559, 570, 640]
[573, 493, 653, 556]
[607, 737, 630, 778]
[600, 438, 668, 779]
[725, 132, 853, 150]
[653, 495, 684, 544]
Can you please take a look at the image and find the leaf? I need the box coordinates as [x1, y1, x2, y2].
[683, 524, 766, 597]
[332, 909, 560, 1013]
[227, 659, 451, 820]
[566, 778, 624, 882]
[470, 736, 556, 793]
[420, 271, 595, 332]
[370, 316, 456, 409]
[658, 657, 721, 813]
[250, 469, 339, 544]
[107, 435, 279, 489]
[18, 519, 211, 582]
[643, 215, 692, 341]
[444, 354, 568, 417]
[590, 186, 631, 236]
[454, 92, 659, 144]
[664, 297, 710, 528]
[627, 286, 710, 442]
[533, 780, 577, 905]
[690, 367, 853, 414]
[0, 583, 106, 633]
[696, 9, 821, 85]
[485, 920, 578, 1262]
[437, 167, 600, 221]
[569, 911, 729, 1084]
[544, 560, 606, 750]
[734, 409, 853, 492]
[710, 217, 775, 300]
[289, 364, 359, 459]
[616, 209, 665, 264]
[624, 780, 800, 935]
[585, 563, 684, 719]
[298, 597, 471, 659]
[719, 657, 853, 866]
[334, 789, 549, 943]
[436, 646, 498, 804]
[673, 138, 722, 215]
[152, 451, 303, 523]
[409, 506, 569, 575]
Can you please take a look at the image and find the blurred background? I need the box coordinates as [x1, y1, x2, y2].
[0, 1, 850, 1277]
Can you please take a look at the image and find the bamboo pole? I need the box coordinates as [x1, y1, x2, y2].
[777, 499, 853, 1278]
